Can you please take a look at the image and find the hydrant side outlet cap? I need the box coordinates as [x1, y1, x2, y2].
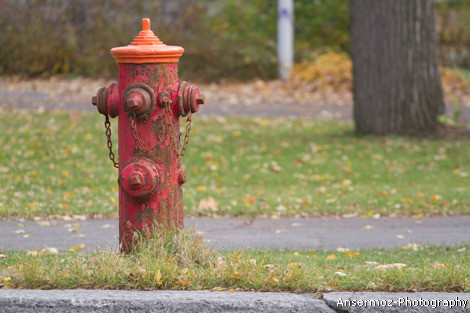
[111, 18, 184, 64]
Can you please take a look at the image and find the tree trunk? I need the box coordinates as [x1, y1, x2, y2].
[349, 0, 445, 135]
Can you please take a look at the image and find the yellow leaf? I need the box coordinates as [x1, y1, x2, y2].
[212, 287, 226, 291]
[69, 243, 85, 252]
[232, 130, 242, 137]
[61, 170, 70, 178]
[155, 269, 163, 285]
[196, 185, 207, 191]
[327, 254, 336, 261]
[84, 133, 93, 141]
[344, 251, 360, 257]
[0, 277, 12, 288]
[293, 252, 299, 256]
[430, 195, 442, 202]
[259, 119, 270, 127]
[308, 254, 316, 258]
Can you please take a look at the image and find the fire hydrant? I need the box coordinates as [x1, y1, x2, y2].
[91, 18, 204, 252]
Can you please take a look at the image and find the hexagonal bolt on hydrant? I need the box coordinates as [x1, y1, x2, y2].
[91, 18, 204, 252]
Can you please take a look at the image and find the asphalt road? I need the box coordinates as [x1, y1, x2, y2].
[1, 216, 469, 252]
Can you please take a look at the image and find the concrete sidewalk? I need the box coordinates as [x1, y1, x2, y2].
[1, 216, 469, 252]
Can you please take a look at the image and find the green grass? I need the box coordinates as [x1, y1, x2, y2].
[1, 228, 469, 293]
[0, 110, 469, 219]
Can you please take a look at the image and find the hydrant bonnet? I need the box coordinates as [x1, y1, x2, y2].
[110, 18, 184, 64]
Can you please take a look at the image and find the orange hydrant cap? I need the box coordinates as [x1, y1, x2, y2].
[110, 18, 184, 64]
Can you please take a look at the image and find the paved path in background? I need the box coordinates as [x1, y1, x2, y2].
[1, 216, 469, 252]
[2, 88, 469, 122]
[0, 89, 354, 119]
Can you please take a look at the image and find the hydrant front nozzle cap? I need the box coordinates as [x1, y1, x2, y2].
[110, 18, 184, 64]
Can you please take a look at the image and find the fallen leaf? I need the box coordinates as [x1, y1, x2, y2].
[69, 243, 85, 252]
[375, 263, 406, 270]
[196, 185, 207, 191]
[433, 261, 447, 269]
[0, 277, 12, 288]
[155, 268, 163, 285]
[212, 287, 227, 291]
[26, 250, 41, 256]
[401, 243, 422, 251]
[327, 254, 336, 261]
[242, 195, 256, 205]
[335, 271, 347, 276]
[198, 197, 219, 211]
[368, 282, 377, 288]
[344, 251, 360, 257]
[42, 247, 59, 254]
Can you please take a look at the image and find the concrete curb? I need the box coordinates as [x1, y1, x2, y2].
[0, 289, 333, 313]
[1, 290, 469, 312]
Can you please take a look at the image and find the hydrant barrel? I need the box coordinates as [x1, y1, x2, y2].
[91, 18, 204, 253]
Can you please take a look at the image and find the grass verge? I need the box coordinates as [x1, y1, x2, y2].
[0, 110, 469, 219]
[1, 228, 469, 293]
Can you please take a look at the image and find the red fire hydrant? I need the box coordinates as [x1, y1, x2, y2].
[91, 18, 204, 252]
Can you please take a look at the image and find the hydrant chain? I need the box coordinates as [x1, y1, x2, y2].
[180, 112, 192, 157]
[129, 99, 172, 155]
[104, 114, 119, 169]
